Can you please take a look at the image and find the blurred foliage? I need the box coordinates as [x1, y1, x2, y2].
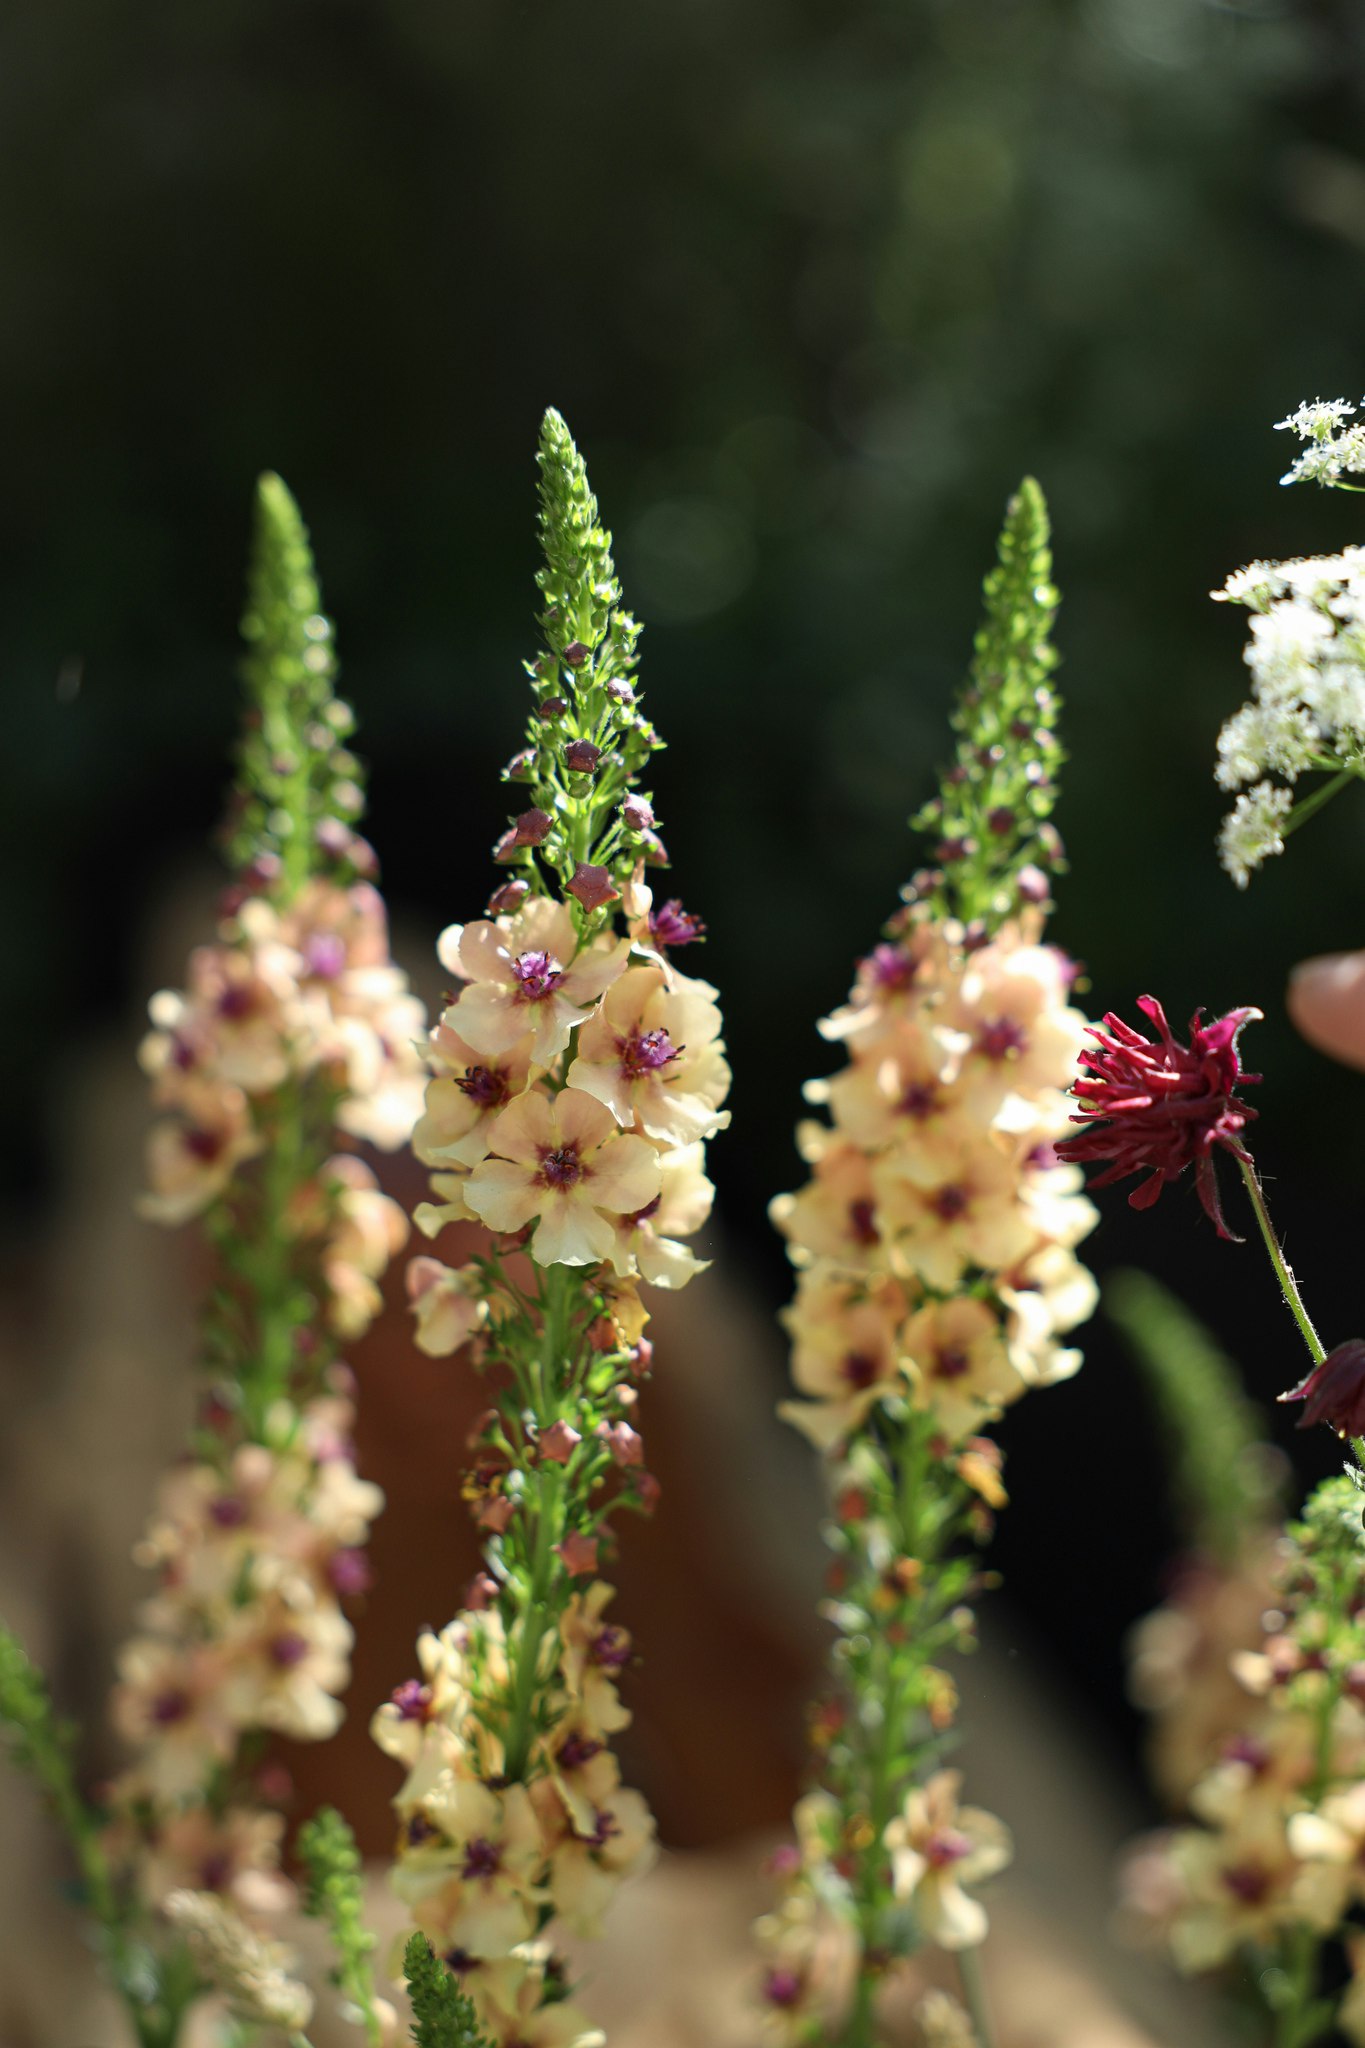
[9, 0, 1365, 1746]
[1106, 1268, 1285, 1567]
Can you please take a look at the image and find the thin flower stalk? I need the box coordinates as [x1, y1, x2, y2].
[374, 410, 728, 2048]
[757, 482, 1098, 2048]
[94, 476, 424, 2038]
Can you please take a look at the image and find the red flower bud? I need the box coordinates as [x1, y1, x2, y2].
[512, 808, 553, 847]
[1280, 1340, 1365, 1439]
[566, 861, 619, 913]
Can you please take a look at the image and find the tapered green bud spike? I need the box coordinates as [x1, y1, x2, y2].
[913, 475, 1065, 929]
[0, 1623, 124, 1957]
[228, 472, 365, 897]
[298, 1807, 384, 2048]
[1107, 1269, 1283, 1568]
[494, 409, 663, 919]
[404, 1933, 494, 2048]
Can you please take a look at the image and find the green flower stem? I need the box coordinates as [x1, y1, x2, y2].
[838, 1411, 966, 2048]
[502, 1267, 573, 1781]
[1284, 767, 1360, 841]
[1235, 1156, 1324, 1369]
[956, 1944, 997, 2048]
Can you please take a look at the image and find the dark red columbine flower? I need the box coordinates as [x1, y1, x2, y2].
[1280, 1341, 1365, 1439]
[1055, 995, 1261, 1239]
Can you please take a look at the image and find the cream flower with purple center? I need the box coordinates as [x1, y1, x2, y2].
[217, 1595, 354, 1741]
[417, 1021, 534, 1170]
[534, 1776, 658, 1938]
[818, 1023, 967, 1167]
[1166, 1817, 1311, 1971]
[947, 937, 1087, 1121]
[874, 1132, 1038, 1290]
[608, 1141, 714, 1288]
[480, 1970, 607, 2048]
[139, 1081, 263, 1225]
[566, 964, 730, 1144]
[559, 1583, 633, 1737]
[441, 897, 627, 1067]
[902, 1296, 1025, 1440]
[770, 1143, 884, 1270]
[110, 1639, 237, 1798]
[885, 1769, 1012, 1949]
[407, 1256, 490, 1358]
[399, 1777, 544, 1959]
[463, 1087, 660, 1269]
[780, 1299, 907, 1450]
[818, 928, 950, 1049]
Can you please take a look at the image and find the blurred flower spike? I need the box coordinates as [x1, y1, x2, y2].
[1057, 997, 1260, 1238]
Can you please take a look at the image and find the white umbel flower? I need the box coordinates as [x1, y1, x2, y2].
[1275, 397, 1365, 487]
[1218, 782, 1294, 889]
[164, 1889, 313, 2031]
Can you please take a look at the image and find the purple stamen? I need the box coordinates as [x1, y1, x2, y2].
[511, 950, 565, 1001]
[462, 1837, 502, 1881]
[648, 899, 705, 948]
[268, 1631, 310, 1670]
[456, 1064, 509, 1110]
[539, 1144, 584, 1190]
[392, 1679, 433, 1721]
[619, 1026, 679, 1078]
[977, 1017, 1027, 1063]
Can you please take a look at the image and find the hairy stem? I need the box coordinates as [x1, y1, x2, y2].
[1235, 1155, 1324, 1368]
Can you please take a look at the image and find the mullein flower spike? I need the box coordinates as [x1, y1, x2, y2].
[377, 411, 728, 2048]
[102, 476, 424, 2035]
[759, 480, 1098, 2048]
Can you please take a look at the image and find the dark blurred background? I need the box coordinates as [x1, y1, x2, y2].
[6, 0, 1365, 1819]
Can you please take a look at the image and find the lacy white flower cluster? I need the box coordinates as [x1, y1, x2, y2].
[106, 1385, 382, 1915]
[1121, 1485, 1365, 2035]
[1275, 397, 1365, 488]
[139, 876, 426, 1227]
[1211, 548, 1365, 886]
[407, 877, 728, 1342]
[372, 1586, 656, 2048]
[771, 909, 1097, 1453]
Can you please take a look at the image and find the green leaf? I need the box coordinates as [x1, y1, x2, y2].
[1106, 1268, 1283, 1567]
[404, 1933, 494, 2048]
[912, 475, 1065, 929]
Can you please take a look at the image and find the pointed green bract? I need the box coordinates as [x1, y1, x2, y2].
[913, 475, 1064, 929]
[1107, 1269, 1282, 1568]
[298, 1807, 384, 2047]
[404, 1933, 494, 2048]
[495, 408, 666, 923]
[230, 472, 365, 897]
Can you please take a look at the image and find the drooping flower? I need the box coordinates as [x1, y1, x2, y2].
[1279, 1339, 1365, 1439]
[1057, 996, 1260, 1236]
